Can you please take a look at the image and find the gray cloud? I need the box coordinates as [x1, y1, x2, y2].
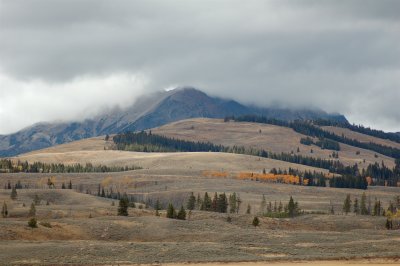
[0, 0, 399, 134]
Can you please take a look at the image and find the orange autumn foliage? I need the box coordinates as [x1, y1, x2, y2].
[237, 172, 301, 185]
[202, 171, 229, 178]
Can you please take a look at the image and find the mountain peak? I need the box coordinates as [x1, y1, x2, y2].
[0, 88, 348, 157]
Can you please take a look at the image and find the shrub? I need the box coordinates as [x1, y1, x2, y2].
[28, 217, 37, 228]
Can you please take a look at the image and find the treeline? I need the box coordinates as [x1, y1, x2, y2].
[0, 159, 141, 173]
[314, 119, 400, 144]
[363, 161, 400, 187]
[231, 115, 400, 159]
[300, 137, 340, 151]
[113, 131, 225, 152]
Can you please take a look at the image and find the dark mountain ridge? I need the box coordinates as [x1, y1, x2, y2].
[0, 87, 347, 157]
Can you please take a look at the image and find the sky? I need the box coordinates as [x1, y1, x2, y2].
[0, 0, 399, 134]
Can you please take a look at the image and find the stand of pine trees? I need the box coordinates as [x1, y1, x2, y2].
[263, 196, 301, 218]
[0, 159, 141, 173]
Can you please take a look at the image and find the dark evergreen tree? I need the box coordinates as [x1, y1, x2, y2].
[186, 192, 196, 210]
[252, 216, 260, 227]
[343, 194, 351, 215]
[1, 201, 8, 218]
[353, 198, 359, 214]
[288, 196, 296, 217]
[10, 187, 17, 200]
[177, 206, 186, 220]
[217, 193, 228, 213]
[166, 203, 176, 219]
[118, 197, 129, 216]
[360, 192, 368, 215]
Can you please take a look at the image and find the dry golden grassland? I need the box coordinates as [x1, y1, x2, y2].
[151, 118, 396, 168]
[1, 120, 399, 265]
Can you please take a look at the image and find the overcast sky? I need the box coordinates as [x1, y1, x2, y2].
[0, 0, 399, 134]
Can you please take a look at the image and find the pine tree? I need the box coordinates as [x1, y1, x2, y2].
[246, 204, 251, 214]
[288, 196, 296, 217]
[236, 195, 242, 214]
[211, 192, 218, 212]
[118, 197, 129, 216]
[353, 198, 359, 215]
[252, 216, 260, 227]
[68, 180, 72, 189]
[177, 206, 186, 220]
[166, 203, 176, 219]
[1, 201, 8, 218]
[186, 192, 196, 210]
[196, 193, 202, 210]
[343, 194, 351, 215]
[360, 192, 368, 215]
[203, 192, 212, 211]
[61, 183, 66, 189]
[229, 192, 237, 214]
[260, 194, 266, 213]
[10, 187, 17, 200]
[278, 201, 283, 213]
[217, 193, 228, 213]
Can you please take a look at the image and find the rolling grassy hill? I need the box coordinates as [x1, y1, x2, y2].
[151, 118, 396, 169]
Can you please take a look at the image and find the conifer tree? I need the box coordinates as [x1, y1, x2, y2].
[236, 195, 242, 214]
[217, 193, 228, 213]
[118, 197, 129, 216]
[196, 193, 202, 210]
[278, 201, 283, 213]
[186, 192, 196, 210]
[177, 206, 186, 220]
[166, 203, 176, 219]
[68, 180, 72, 189]
[360, 192, 368, 215]
[288, 196, 296, 217]
[10, 187, 17, 200]
[229, 192, 237, 214]
[61, 183, 66, 189]
[203, 192, 212, 211]
[252, 216, 260, 227]
[29, 202, 36, 217]
[353, 198, 359, 215]
[211, 192, 218, 212]
[1, 201, 8, 218]
[343, 194, 351, 215]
